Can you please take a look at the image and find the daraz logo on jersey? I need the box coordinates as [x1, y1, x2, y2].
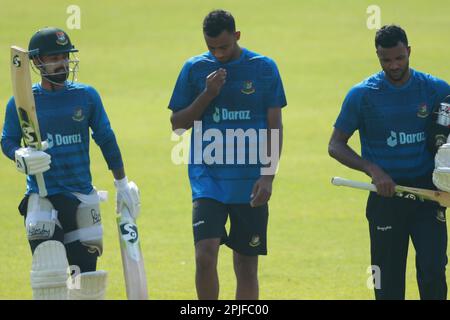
[46, 132, 82, 149]
[212, 107, 251, 123]
[386, 131, 425, 147]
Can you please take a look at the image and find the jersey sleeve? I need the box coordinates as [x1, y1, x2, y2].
[168, 60, 197, 112]
[333, 86, 364, 135]
[86, 86, 123, 170]
[1, 96, 22, 161]
[263, 59, 287, 109]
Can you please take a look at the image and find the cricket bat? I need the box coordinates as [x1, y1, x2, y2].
[331, 176, 450, 208]
[117, 206, 148, 300]
[10, 46, 47, 197]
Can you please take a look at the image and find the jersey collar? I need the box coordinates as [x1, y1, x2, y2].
[382, 68, 415, 90]
[208, 48, 247, 66]
[36, 81, 69, 95]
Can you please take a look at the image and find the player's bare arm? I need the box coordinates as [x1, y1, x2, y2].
[170, 68, 227, 131]
[251, 107, 283, 207]
[112, 167, 126, 180]
[328, 128, 395, 197]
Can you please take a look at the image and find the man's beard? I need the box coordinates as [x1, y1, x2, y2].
[388, 69, 407, 81]
[386, 63, 409, 82]
[43, 67, 69, 84]
[45, 72, 68, 84]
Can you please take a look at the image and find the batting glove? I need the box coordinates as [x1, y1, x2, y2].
[114, 177, 140, 220]
[15, 147, 51, 175]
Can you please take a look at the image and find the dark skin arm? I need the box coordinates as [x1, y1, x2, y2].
[250, 107, 283, 207]
[112, 167, 125, 180]
[170, 68, 227, 131]
[328, 128, 395, 197]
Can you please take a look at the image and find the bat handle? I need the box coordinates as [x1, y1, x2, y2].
[331, 177, 377, 192]
[36, 173, 48, 197]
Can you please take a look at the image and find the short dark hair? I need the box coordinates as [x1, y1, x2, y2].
[375, 25, 408, 48]
[203, 9, 236, 37]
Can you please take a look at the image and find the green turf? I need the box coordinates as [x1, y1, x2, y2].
[0, 0, 449, 299]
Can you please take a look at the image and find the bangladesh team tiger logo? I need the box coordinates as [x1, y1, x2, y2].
[241, 81, 255, 95]
[249, 235, 261, 247]
[72, 108, 85, 122]
[56, 32, 68, 46]
[417, 104, 429, 118]
[437, 209, 446, 223]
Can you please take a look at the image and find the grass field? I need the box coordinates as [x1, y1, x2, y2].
[0, 0, 449, 300]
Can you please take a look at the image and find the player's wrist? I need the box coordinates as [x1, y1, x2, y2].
[261, 174, 275, 182]
[202, 88, 218, 100]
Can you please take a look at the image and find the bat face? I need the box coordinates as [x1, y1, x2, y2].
[18, 107, 40, 148]
[395, 185, 450, 207]
[332, 177, 450, 208]
[426, 189, 450, 208]
[11, 46, 47, 197]
[11, 46, 42, 148]
[118, 219, 141, 260]
[117, 208, 148, 300]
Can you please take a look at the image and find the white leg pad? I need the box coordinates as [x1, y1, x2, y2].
[30, 240, 69, 300]
[68, 270, 108, 300]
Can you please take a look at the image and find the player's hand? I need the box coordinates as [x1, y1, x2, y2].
[250, 175, 274, 207]
[204, 68, 227, 98]
[15, 147, 51, 175]
[114, 177, 141, 219]
[367, 164, 396, 197]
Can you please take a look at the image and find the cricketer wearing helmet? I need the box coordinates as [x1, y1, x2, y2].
[169, 10, 286, 300]
[329, 25, 450, 300]
[1, 27, 140, 300]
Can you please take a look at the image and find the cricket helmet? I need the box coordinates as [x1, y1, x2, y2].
[28, 27, 78, 58]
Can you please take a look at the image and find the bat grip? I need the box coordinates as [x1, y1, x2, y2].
[331, 177, 377, 192]
[36, 173, 47, 197]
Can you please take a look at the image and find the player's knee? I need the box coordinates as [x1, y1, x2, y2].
[234, 253, 258, 279]
[25, 194, 61, 242]
[195, 240, 219, 270]
[64, 199, 103, 256]
[419, 263, 447, 284]
[66, 241, 98, 273]
[196, 251, 217, 271]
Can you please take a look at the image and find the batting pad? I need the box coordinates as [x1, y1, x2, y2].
[30, 240, 69, 300]
[435, 143, 450, 168]
[68, 270, 107, 300]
